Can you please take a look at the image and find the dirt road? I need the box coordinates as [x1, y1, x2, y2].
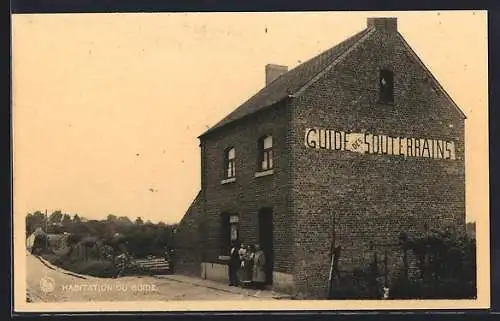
[26, 252, 261, 302]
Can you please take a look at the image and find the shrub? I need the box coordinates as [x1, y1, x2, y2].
[328, 266, 382, 299]
[41, 253, 64, 266]
[42, 252, 117, 277]
[67, 260, 116, 278]
[327, 227, 476, 300]
[390, 228, 476, 299]
[390, 276, 476, 299]
[32, 234, 49, 254]
[42, 252, 80, 267]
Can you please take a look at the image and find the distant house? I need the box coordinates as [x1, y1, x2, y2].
[26, 228, 70, 253]
[26, 227, 45, 251]
[47, 233, 70, 250]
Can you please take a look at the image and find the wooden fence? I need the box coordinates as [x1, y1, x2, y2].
[132, 257, 172, 275]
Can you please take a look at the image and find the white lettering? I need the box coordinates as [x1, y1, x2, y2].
[304, 128, 456, 160]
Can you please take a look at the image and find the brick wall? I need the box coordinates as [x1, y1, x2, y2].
[174, 191, 203, 277]
[289, 28, 466, 298]
[200, 102, 294, 274]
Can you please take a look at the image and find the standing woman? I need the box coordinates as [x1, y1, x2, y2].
[244, 245, 255, 287]
[252, 244, 266, 289]
[237, 243, 247, 286]
[240, 245, 253, 287]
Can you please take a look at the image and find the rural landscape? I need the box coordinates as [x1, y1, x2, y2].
[25, 209, 478, 301]
[26, 211, 177, 278]
[24, 210, 294, 302]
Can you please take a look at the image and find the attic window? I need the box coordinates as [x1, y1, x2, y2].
[379, 69, 394, 104]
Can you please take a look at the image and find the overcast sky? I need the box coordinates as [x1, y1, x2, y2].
[12, 11, 487, 224]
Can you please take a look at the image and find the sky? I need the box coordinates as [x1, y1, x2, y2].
[12, 11, 488, 224]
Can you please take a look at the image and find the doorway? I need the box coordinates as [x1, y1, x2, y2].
[258, 207, 274, 285]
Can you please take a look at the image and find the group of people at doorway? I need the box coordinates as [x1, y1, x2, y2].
[228, 242, 267, 289]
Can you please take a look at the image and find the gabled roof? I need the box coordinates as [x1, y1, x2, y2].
[396, 33, 467, 120]
[199, 27, 373, 138]
[199, 19, 467, 138]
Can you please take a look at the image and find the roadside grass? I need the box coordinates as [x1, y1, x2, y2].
[41, 252, 153, 278]
[42, 253, 116, 278]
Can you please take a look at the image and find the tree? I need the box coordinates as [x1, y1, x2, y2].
[107, 214, 117, 222]
[62, 214, 72, 225]
[26, 211, 47, 235]
[390, 227, 476, 299]
[135, 217, 144, 225]
[86, 220, 108, 239]
[32, 233, 48, 254]
[48, 223, 64, 234]
[73, 214, 81, 223]
[117, 216, 133, 226]
[49, 210, 63, 224]
[25, 214, 33, 236]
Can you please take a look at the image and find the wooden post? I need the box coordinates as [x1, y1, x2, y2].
[384, 249, 389, 288]
[403, 245, 408, 280]
[45, 209, 48, 251]
[327, 212, 336, 299]
[327, 241, 335, 298]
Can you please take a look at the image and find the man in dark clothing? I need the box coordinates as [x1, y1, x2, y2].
[163, 248, 174, 274]
[228, 241, 240, 286]
[114, 253, 128, 278]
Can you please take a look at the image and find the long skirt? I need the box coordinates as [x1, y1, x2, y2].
[237, 266, 246, 283]
[239, 261, 253, 285]
[245, 262, 253, 282]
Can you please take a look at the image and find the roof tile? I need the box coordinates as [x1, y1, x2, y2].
[200, 27, 371, 137]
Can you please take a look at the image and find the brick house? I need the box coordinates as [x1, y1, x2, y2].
[174, 17, 466, 298]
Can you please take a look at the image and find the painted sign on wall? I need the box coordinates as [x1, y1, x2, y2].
[304, 128, 456, 160]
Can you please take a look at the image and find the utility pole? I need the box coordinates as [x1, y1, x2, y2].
[45, 209, 48, 251]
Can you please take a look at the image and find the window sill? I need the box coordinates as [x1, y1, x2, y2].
[221, 177, 236, 185]
[218, 255, 230, 261]
[254, 169, 274, 178]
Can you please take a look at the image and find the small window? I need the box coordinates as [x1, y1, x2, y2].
[221, 213, 239, 254]
[229, 215, 239, 242]
[224, 147, 236, 179]
[379, 69, 394, 104]
[258, 135, 273, 171]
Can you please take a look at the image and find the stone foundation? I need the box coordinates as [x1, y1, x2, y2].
[201, 262, 295, 294]
[201, 262, 228, 283]
[272, 271, 295, 294]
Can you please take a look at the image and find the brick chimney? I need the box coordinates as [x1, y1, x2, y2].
[367, 17, 397, 33]
[265, 64, 288, 86]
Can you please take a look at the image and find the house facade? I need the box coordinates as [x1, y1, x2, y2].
[174, 17, 466, 298]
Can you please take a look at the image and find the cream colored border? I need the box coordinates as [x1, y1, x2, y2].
[12, 10, 489, 312]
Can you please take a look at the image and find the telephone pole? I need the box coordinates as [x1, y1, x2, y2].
[45, 209, 48, 251]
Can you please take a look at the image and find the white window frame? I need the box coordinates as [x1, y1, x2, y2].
[258, 135, 273, 172]
[224, 147, 236, 179]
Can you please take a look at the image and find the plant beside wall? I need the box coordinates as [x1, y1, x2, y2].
[390, 228, 476, 299]
[328, 227, 476, 300]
